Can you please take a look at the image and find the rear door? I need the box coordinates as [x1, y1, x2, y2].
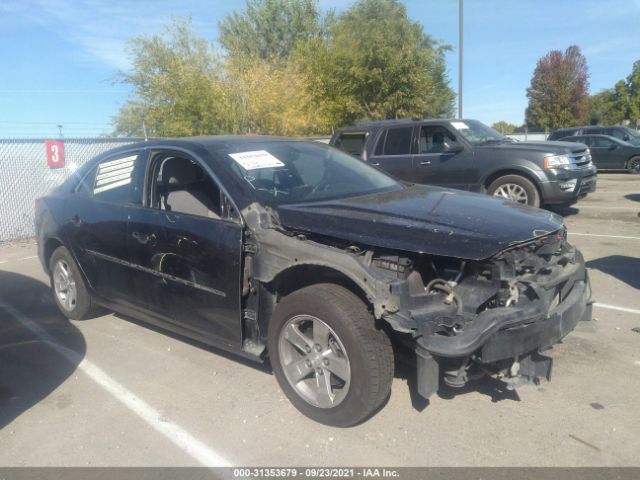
[65, 150, 145, 306]
[367, 126, 415, 181]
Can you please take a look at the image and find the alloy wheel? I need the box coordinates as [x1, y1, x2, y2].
[278, 314, 351, 408]
[53, 259, 77, 312]
[494, 183, 529, 204]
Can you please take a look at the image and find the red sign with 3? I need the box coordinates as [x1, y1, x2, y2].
[45, 140, 65, 168]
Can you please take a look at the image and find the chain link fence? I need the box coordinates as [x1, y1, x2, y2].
[0, 138, 144, 242]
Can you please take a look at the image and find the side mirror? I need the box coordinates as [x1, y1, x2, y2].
[443, 142, 463, 154]
[609, 144, 618, 150]
[623, 135, 630, 141]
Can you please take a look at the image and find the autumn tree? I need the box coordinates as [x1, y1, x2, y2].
[491, 121, 517, 134]
[526, 45, 589, 130]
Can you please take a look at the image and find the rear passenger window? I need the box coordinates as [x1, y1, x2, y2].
[375, 127, 413, 156]
[93, 154, 138, 204]
[335, 133, 366, 158]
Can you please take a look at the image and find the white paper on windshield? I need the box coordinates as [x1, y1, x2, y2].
[229, 150, 285, 170]
[450, 121, 469, 130]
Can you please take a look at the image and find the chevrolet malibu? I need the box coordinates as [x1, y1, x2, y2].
[36, 137, 592, 426]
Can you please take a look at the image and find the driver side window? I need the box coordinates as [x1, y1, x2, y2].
[148, 154, 238, 221]
[419, 126, 456, 154]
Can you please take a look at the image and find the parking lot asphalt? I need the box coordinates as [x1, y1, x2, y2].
[0, 173, 638, 467]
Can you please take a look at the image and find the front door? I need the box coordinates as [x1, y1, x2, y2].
[145, 151, 244, 349]
[588, 136, 624, 169]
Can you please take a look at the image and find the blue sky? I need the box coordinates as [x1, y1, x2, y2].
[1, 0, 639, 137]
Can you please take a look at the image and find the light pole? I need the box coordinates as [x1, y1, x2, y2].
[458, 0, 463, 119]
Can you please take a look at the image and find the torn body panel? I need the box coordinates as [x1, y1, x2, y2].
[242, 202, 591, 399]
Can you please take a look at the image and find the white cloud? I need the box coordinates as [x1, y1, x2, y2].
[0, 0, 218, 71]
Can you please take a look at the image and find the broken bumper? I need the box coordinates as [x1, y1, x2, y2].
[414, 269, 592, 398]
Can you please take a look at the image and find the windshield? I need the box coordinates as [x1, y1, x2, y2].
[450, 119, 507, 145]
[213, 140, 402, 207]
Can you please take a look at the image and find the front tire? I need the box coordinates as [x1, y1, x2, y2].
[49, 246, 99, 320]
[627, 156, 640, 174]
[488, 174, 540, 207]
[268, 284, 394, 427]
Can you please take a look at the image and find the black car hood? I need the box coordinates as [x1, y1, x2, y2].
[276, 185, 565, 261]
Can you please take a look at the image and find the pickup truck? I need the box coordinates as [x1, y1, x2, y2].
[330, 118, 597, 207]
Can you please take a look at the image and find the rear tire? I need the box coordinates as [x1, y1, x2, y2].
[627, 156, 640, 174]
[488, 174, 540, 207]
[268, 283, 394, 427]
[49, 246, 99, 320]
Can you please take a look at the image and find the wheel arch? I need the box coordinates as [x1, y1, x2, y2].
[483, 168, 543, 198]
[43, 237, 64, 274]
[267, 263, 372, 309]
[626, 155, 640, 169]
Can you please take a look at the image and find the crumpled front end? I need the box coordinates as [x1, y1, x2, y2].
[378, 228, 592, 398]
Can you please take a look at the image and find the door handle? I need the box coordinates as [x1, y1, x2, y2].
[371, 162, 380, 166]
[70, 214, 82, 226]
[132, 232, 157, 246]
[419, 161, 431, 166]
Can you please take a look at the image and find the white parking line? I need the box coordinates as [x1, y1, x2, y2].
[570, 232, 640, 241]
[594, 303, 640, 315]
[19, 255, 38, 260]
[0, 299, 231, 467]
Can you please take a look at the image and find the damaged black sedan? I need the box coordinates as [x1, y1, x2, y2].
[35, 137, 592, 426]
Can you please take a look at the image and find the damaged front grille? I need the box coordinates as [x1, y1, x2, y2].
[385, 228, 583, 344]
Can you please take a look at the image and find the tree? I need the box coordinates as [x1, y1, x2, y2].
[586, 61, 640, 127]
[218, 0, 325, 61]
[225, 55, 329, 136]
[298, 0, 455, 127]
[526, 45, 589, 130]
[114, 19, 233, 137]
[491, 121, 517, 134]
[587, 89, 619, 125]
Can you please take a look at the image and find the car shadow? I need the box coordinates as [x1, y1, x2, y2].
[393, 353, 519, 413]
[546, 205, 580, 217]
[586, 255, 640, 290]
[624, 193, 640, 202]
[110, 312, 273, 375]
[0, 270, 86, 429]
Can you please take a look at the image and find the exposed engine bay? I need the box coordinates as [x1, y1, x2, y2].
[362, 227, 591, 398]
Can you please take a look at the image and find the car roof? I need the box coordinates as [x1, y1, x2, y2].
[338, 118, 466, 131]
[92, 135, 311, 158]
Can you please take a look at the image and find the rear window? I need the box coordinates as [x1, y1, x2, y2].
[93, 154, 138, 204]
[334, 132, 366, 158]
[374, 126, 413, 156]
[549, 129, 575, 140]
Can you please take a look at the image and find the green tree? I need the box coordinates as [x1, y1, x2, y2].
[298, 0, 454, 127]
[587, 89, 619, 125]
[491, 121, 517, 134]
[526, 45, 589, 130]
[114, 19, 233, 137]
[218, 0, 326, 61]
